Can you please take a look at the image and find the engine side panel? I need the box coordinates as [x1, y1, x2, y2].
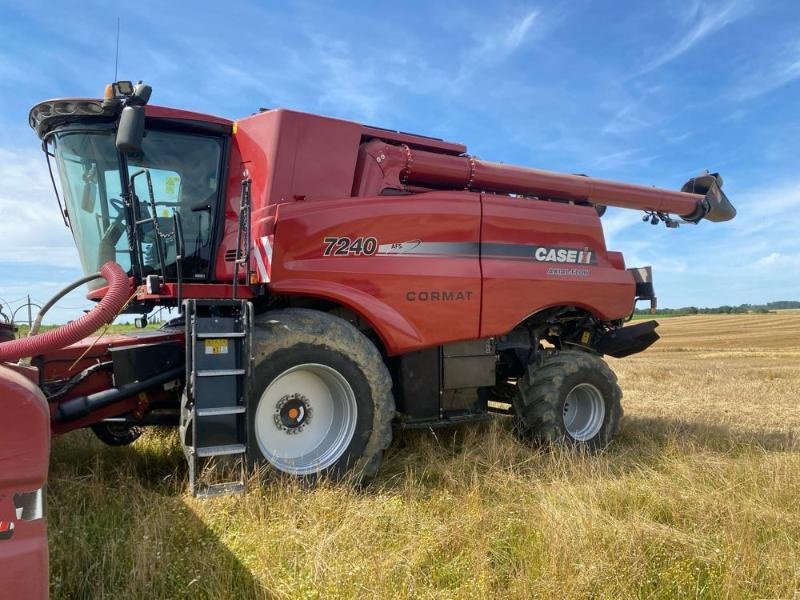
[269, 192, 482, 355]
[480, 196, 635, 336]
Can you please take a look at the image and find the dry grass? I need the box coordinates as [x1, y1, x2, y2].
[48, 314, 800, 599]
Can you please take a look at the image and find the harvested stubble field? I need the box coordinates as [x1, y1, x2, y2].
[48, 313, 800, 599]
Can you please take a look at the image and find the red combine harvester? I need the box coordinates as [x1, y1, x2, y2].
[0, 80, 735, 591]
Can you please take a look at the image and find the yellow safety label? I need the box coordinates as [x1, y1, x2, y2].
[165, 176, 177, 195]
[204, 339, 229, 355]
[581, 331, 591, 344]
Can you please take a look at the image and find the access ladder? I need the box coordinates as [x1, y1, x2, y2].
[180, 299, 253, 497]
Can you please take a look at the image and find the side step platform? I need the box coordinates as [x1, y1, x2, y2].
[180, 299, 253, 498]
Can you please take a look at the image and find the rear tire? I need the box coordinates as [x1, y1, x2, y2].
[513, 349, 622, 450]
[90, 422, 143, 446]
[248, 309, 394, 481]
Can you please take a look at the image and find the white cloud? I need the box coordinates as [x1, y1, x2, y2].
[602, 103, 652, 136]
[636, 0, 751, 75]
[497, 11, 539, 57]
[457, 9, 541, 82]
[601, 208, 647, 247]
[0, 147, 77, 268]
[754, 252, 781, 267]
[472, 9, 540, 59]
[311, 37, 385, 122]
[0, 145, 89, 322]
[732, 42, 800, 101]
[590, 148, 659, 171]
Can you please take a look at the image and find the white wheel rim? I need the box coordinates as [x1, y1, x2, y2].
[254, 363, 357, 475]
[562, 382, 605, 442]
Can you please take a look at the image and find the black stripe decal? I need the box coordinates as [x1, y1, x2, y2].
[375, 241, 596, 264]
[376, 242, 479, 256]
[481, 243, 535, 259]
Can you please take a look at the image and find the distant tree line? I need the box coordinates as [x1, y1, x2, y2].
[635, 301, 800, 316]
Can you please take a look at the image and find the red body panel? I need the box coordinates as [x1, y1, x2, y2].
[480, 196, 634, 336]
[215, 109, 365, 282]
[145, 105, 232, 127]
[220, 108, 639, 354]
[270, 192, 482, 354]
[264, 190, 636, 354]
[0, 365, 49, 599]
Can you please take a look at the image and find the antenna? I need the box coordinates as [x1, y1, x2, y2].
[114, 17, 120, 81]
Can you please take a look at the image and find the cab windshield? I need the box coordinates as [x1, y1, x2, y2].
[52, 126, 224, 288]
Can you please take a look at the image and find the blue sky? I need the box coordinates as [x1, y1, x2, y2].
[1, 0, 799, 323]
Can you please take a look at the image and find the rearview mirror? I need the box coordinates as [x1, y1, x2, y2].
[116, 105, 145, 154]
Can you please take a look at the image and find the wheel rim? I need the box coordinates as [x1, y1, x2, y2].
[562, 383, 605, 442]
[254, 363, 358, 475]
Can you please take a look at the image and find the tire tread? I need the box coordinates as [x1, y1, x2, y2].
[251, 309, 395, 480]
[513, 349, 623, 449]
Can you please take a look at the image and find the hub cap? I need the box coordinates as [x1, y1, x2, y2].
[274, 393, 313, 433]
[562, 383, 605, 442]
[255, 363, 357, 475]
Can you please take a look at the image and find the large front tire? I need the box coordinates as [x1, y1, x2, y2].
[513, 350, 623, 450]
[248, 309, 394, 481]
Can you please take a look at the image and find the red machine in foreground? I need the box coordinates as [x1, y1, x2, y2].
[0, 79, 735, 589]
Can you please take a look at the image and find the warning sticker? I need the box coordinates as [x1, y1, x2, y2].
[204, 339, 229, 355]
[165, 176, 177, 195]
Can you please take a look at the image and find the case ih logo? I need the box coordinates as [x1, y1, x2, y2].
[533, 246, 595, 265]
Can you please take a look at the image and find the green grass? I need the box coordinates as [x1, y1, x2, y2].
[13, 323, 157, 337]
[48, 421, 800, 599]
[631, 312, 691, 320]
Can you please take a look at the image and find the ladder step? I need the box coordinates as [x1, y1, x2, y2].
[196, 481, 246, 499]
[197, 369, 246, 377]
[196, 406, 246, 417]
[196, 332, 246, 339]
[196, 444, 246, 458]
